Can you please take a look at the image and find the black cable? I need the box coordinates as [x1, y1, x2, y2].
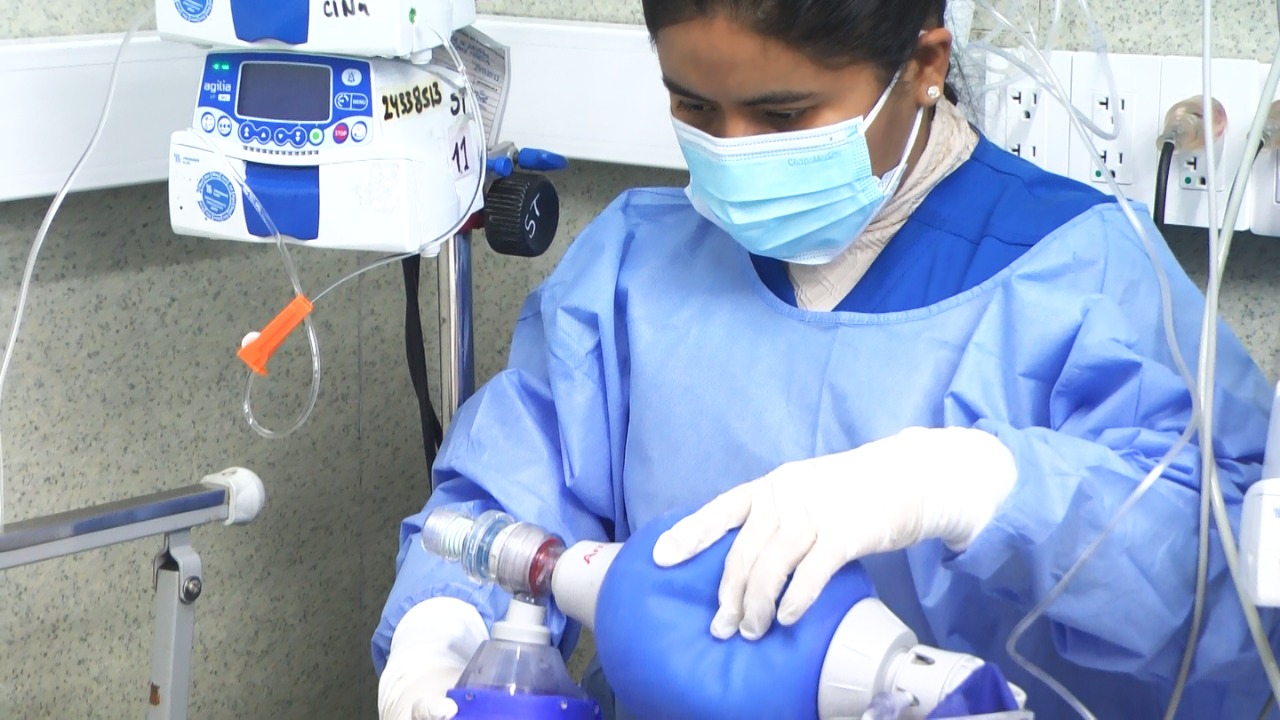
[1154, 140, 1176, 232]
[402, 255, 444, 477]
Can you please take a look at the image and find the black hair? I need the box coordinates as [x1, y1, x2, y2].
[642, 0, 958, 103]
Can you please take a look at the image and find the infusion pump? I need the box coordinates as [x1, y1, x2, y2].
[157, 0, 475, 58]
[169, 51, 483, 253]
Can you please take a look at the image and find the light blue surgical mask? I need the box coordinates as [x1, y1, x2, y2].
[673, 74, 924, 265]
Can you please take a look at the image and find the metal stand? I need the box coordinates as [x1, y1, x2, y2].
[0, 468, 264, 720]
[438, 231, 476, 427]
[148, 530, 203, 720]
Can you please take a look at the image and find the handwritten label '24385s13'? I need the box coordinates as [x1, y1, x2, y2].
[382, 82, 445, 120]
[381, 82, 473, 121]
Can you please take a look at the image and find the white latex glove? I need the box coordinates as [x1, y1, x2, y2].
[652, 426, 1017, 641]
[378, 597, 490, 720]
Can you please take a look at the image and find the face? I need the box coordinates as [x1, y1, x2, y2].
[654, 15, 953, 176]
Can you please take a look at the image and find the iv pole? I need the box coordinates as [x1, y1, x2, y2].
[437, 231, 475, 428]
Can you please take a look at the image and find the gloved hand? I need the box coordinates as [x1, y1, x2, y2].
[652, 426, 1017, 641]
[378, 597, 489, 720]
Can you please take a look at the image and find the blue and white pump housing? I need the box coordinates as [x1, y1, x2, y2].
[160, 0, 565, 257]
[168, 48, 484, 253]
[157, 0, 475, 59]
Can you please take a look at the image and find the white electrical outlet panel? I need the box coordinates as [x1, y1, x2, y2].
[982, 50, 1072, 176]
[1242, 477, 1280, 607]
[1158, 57, 1256, 231]
[982, 51, 1276, 234]
[1250, 63, 1280, 238]
[1066, 53, 1164, 211]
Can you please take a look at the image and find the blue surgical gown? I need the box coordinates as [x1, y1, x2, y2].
[375, 137, 1279, 719]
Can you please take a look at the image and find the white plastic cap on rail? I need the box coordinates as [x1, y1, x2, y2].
[202, 467, 266, 526]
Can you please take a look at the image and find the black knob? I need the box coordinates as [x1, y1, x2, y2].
[484, 172, 560, 258]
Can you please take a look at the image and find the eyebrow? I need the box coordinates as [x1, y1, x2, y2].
[661, 77, 818, 107]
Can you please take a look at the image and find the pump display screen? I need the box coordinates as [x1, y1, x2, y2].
[236, 62, 332, 123]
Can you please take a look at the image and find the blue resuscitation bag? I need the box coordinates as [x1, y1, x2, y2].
[592, 507, 1025, 719]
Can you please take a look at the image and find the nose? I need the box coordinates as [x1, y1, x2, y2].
[715, 112, 765, 140]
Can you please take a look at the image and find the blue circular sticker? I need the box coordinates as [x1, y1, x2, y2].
[174, 0, 213, 23]
[197, 172, 236, 222]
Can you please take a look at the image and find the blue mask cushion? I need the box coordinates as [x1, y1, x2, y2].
[593, 507, 876, 719]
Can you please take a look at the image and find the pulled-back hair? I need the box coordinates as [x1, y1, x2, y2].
[642, 0, 953, 98]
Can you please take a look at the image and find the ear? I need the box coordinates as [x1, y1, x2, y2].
[908, 27, 953, 107]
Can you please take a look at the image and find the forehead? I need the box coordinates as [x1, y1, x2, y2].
[653, 16, 869, 100]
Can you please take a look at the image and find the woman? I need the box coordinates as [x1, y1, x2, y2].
[375, 0, 1277, 718]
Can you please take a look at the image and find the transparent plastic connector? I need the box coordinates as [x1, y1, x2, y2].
[422, 508, 566, 600]
[1159, 95, 1227, 152]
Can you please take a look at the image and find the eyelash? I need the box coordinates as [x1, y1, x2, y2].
[764, 109, 808, 124]
[675, 99, 711, 114]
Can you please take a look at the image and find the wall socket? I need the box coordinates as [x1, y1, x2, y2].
[1250, 155, 1280, 237]
[982, 50, 1072, 175]
[1178, 153, 1213, 190]
[1066, 52, 1163, 210]
[1250, 62, 1280, 238]
[1158, 56, 1256, 231]
[981, 51, 1273, 234]
[1006, 86, 1046, 164]
[1089, 93, 1135, 184]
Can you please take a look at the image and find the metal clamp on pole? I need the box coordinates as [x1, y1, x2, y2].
[0, 467, 266, 720]
[436, 146, 564, 429]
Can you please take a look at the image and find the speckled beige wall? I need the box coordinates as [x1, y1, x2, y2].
[1035, 0, 1280, 61]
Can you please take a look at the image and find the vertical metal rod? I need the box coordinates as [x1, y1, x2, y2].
[147, 531, 199, 720]
[437, 232, 476, 430]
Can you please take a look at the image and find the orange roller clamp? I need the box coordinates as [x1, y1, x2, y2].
[237, 295, 314, 376]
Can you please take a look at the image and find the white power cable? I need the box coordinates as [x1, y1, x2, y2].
[973, 1, 1280, 715]
[0, 11, 150, 531]
[969, 3, 1202, 717]
[1165, 1, 1280, 713]
[1166, 5, 1226, 713]
[961, 0, 1121, 142]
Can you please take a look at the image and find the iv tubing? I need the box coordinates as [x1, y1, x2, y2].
[969, 8, 1196, 397]
[0, 10, 150, 529]
[1165, 9, 1226, 713]
[1164, 5, 1280, 713]
[227, 29, 489, 439]
[972, 3, 1199, 717]
[963, 39, 1120, 144]
[961, 0, 1121, 143]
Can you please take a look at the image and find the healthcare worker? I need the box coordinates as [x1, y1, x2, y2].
[375, 0, 1279, 717]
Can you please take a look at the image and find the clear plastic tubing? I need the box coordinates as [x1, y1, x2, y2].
[422, 508, 566, 599]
